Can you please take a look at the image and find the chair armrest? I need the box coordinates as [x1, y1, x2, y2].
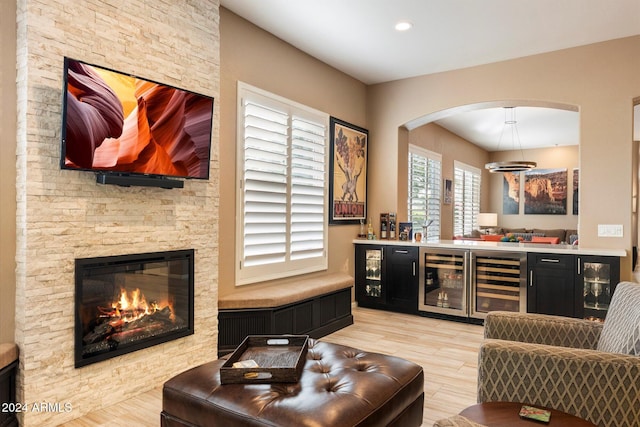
[478, 339, 640, 427]
[484, 311, 602, 349]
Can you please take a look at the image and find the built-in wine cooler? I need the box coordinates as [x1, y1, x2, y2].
[578, 256, 620, 321]
[419, 248, 527, 319]
[470, 251, 527, 318]
[418, 248, 468, 316]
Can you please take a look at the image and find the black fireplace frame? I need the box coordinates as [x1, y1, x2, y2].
[74, 249, 195, 368]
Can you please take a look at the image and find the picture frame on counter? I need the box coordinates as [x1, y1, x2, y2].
[399, 222, 413, 241]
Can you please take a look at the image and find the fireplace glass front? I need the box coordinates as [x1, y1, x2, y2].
[74, 249, 194, 368]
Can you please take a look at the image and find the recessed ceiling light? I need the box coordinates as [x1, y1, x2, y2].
[395, 21, 413, 32]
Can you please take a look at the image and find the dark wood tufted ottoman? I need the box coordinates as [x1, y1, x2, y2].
[161, 340, 424, 426]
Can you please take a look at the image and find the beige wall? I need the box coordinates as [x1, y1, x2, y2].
[12, 1, 220, 425]
[1, 0, 17, 343]
[218, 8, 367, 296]
[367, 36, 640, 279]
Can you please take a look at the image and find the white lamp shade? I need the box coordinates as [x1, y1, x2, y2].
[478, 213, 498, 227]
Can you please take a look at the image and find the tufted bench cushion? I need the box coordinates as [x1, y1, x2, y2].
[161, 340, 424, 427]
[218, 272, 354, 310]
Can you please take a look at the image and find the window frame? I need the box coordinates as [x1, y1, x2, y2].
[235, 82, 329, 286]
[407, 144, 442, 241]
[453, 160, 481, 237]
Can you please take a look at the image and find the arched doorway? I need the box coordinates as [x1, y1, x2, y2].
[400, 100, 580, 239]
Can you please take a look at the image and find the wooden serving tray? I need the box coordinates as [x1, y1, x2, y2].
[220, 335, 309, 384]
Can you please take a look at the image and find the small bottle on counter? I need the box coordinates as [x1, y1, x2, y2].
[358, 219, 368, 238]
[367, 218, 374, 240]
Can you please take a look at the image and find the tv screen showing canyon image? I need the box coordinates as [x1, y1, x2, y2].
[60, 57, 214, 180]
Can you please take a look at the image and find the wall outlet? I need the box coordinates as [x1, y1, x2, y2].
[597, 224, 623, 237]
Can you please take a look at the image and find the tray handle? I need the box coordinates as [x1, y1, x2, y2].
[266, 338, 292, 346]
[243, 371, 273, 380]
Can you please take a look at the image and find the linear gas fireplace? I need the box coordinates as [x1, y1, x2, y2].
[74, 249, 194, 368]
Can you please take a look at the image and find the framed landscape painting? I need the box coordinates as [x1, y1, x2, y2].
[329, 117, 368, 224]
[524, 168, 567, 215]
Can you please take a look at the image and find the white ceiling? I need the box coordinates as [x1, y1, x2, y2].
[431, 106, 581, 151]
[221, 0, 640, 149]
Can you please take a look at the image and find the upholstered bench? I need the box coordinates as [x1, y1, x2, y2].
[161, 340, 424, 427]
[218, 273, 355, 355]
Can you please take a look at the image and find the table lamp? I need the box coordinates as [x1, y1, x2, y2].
[478, 213, 498, 234]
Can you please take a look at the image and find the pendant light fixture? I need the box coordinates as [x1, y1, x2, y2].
[485, 107, 537, 173]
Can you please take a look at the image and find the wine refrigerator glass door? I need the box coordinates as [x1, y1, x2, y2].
[363, 248, 384, 299]
[418, 247, 468, 316]
[470, 251, 527, 319]
[582, 261, 612, 321]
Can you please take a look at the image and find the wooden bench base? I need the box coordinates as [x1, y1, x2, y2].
[218, 273, 354, 355]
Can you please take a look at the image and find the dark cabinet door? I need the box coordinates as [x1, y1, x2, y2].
[355, 245, 386, 309]
[528, 253, 578, 317]
[385, 246, 419, 314]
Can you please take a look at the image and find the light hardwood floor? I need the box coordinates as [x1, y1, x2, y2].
[60, 307, 485, 427]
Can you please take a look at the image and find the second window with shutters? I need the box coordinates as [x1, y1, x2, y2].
[453, 161, 481, 237]
[407, 145, 441, 241]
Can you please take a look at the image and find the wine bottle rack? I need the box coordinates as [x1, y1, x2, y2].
[473, 255, 524, 315]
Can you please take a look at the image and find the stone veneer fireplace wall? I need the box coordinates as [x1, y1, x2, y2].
[14, 1, 220, 426]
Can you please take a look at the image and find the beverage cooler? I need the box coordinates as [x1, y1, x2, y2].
[470, 251, 527, 319]
[578, 256, 620, 321]
[419, 247, 527, 319]
[418, 248, 468, 317]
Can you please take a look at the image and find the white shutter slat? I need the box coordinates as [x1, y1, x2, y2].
[290, 115, 326, 261]
[242, 96, 289, 272]
[453, 162, 481, 236]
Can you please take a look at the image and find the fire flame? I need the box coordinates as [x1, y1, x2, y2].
[100, 288, 175, 323]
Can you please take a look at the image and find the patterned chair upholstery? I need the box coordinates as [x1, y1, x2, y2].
[433, 414, 486, 427]
[477, 281, 640, 427]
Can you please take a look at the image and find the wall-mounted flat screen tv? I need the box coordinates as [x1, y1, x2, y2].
[60, 57, 214, 181]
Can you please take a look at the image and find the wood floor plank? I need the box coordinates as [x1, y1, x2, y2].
[58, 306, 484, 427]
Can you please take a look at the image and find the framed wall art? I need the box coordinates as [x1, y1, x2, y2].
[503, 172, 520, 214]
[329, 117, 368, 224]
[443, 179, 452, 204]
[524, 168, 567, 215]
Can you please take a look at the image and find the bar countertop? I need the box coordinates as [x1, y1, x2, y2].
[353, 238, 627, 257]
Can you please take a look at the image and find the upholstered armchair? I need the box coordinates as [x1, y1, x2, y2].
[478, 281, 640, 427]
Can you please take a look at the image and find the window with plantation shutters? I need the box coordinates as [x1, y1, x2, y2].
[236, 83, 328, 285]
[408, 145, 441, 241]
[453, 161, 481, 237]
